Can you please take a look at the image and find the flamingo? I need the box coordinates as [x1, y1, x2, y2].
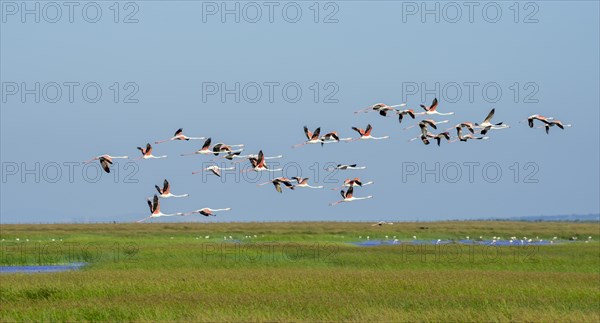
[84, 155, 129, 173]
[451, 126, 488, 142]
[355, 103, 407, 115]
[349, 124, 389, 142]
[212, 142, 245, 156]
[372, 221, 393, 226]
[330, 186, 373, 206]
[137, 195, 184, 222]
[423, 132, 451, 146]
[395, 109, 416, 124]
[431, 132, 451, 146]
[327, 164, 367, 171]
[181, 208, 232, 217]
[257, 177, 295, 193]
[136, 143, 167, 159]
[181, 138, 212, 156]
[291, 177, 323, 189]
[320, 131, 353, 146]
[408, 120, 441, 144]
[539, 119, 572, 134]
[155, 179, 189, 198]
[521, 115, 553, 128]
[244, 150, 282, 172]
[447, 122, 476, 134]
[330, 178, 374, 190]
[154, 128, 205, 144]
[181, 138, 243, 156]
[417, 98, 454, 116]
[292, 126, 321, 148]
[192, 165, 235, 177]
[474, 108, 509, 134]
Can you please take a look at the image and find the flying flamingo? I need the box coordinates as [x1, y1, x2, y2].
[181, 138, 242, 156]
[451, 126, 488, 142]
[415, 132, 450, 146]
[395, 109, 416, 124]
[372, 221, 393, 226]
[474, 108, 509, 134]
[137, 195, 184, 222]
[212, 142, 245, 156]
[330, 178, 374, 190]
[83, 155, 129, 173]
[520, 115, 553, 128]
[330, 186, 373, 206]
[447, 122, 476, 134]
[181, 208, 232, 217]
[327, 164, 367, 171]
[355, 103, 407, 115]
[257, 177, 295, 193]
[291, 177, 323, 189]
[136, 143, 167, 159]
[540, 119, 572, 134]
[244, 150, 283, 172]
[320, 131, 353, 146]
[192, 165, 236, 177]
[292, 126, 323, 148]
[155, 179, 189, 198]
[432, 132, 451, 146]
[154, 128, 205, 144]
[417, 98, 454, 116]
[181, 138, 213, 156]
[407, 120, 439, 143]
[349, 124, 389, 142]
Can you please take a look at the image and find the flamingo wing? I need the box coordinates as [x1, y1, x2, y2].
[163, 179, 170, 194]
[99, 157, 112, 173]
[419, 123, 429, 137]
[147, 198, 154, 213]
[483, 108, 495, 123]
[429, 98, 438, 111]
[273, 182, 283, 193]
[346, 186, 354, 198]
[202, 138, 212, 150]
[152, 195, 159, 213]
[146, 143, 152, 154]
[365, 124, 373, 136]
[174, 128, 183, 136]
[351, 127, 363, 136]
[312, 127, 321, 140]
[303, 126, 312, 140]
[212, 143, 223, 156]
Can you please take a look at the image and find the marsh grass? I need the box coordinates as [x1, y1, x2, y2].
[1, 221, 599, 321]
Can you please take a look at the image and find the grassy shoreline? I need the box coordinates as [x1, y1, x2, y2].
[1, 221, 599, 321]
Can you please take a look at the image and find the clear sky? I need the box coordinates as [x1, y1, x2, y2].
[1, 1, 599, 223]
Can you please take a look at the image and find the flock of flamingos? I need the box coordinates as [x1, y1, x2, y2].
[83, 98, 571, 223]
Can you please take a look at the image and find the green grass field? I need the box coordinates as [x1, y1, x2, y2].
[1, 221, 599, 321]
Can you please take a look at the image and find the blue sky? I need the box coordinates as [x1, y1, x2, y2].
[1, 1, 599, 223]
